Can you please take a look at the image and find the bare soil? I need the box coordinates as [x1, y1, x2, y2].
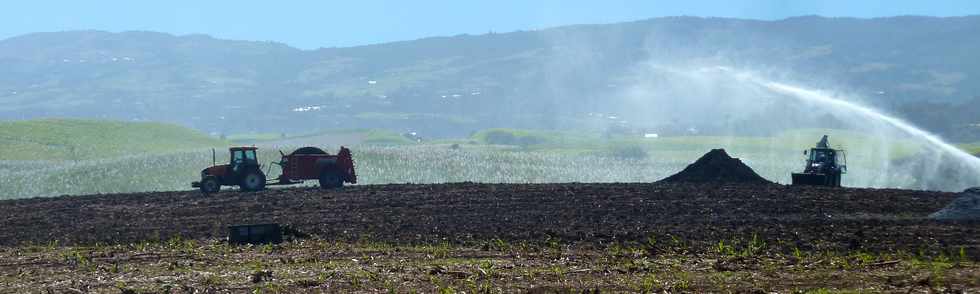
[1, 183, 978, 292]
[0, 183, 976, 256]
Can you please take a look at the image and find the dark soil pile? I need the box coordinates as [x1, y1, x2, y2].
[659, 149, 773, 184]
[931, 187, 980, 220]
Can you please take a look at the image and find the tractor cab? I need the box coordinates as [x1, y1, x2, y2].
[230, 147, 260, 173]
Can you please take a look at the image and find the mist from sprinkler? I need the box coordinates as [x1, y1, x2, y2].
[618, 64, 980, 191]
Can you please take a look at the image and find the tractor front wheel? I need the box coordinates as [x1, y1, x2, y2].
[318, 169, 343, 189]
[200, 176, 221, 194]
[240, 170, 266, 192]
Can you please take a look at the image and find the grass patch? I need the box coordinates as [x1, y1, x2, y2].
[228, 128, 404, 145]
[471, 128, 598, 148]
[354, 112, 478, 125]
[2, 239, 975, 293]
[0, 119, 226, 161]
[225, 132, 286, 142]
[959, 142, 980, 156]
[362, 129, 414, 145]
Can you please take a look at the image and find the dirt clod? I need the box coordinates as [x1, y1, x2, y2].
[250, 270, 273, 283]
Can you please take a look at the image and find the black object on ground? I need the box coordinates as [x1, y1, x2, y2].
[228, 223, 283, 245]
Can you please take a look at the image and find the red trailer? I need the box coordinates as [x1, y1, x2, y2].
[192, 146, 356, 193]
[274, 146, 357, 188]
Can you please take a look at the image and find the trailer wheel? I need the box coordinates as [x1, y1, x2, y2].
[200, 176, 221, 194]
[319, 168, 343, 189]
[240, 170, 266, 191]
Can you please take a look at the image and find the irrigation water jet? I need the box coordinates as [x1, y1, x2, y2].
[719, 66, 980, 190]
[627, 64, 980, 190]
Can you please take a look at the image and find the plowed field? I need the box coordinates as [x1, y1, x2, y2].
[1, 183, 976, 255]
[2, 183, 978, 292]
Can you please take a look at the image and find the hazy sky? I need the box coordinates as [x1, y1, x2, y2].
[2, 0, 978, 49]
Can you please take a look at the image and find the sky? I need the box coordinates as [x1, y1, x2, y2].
[2, 0, 978, 49]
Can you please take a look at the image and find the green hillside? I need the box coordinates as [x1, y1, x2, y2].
[2, 16, 980, 141]
[0, 119, 226, 160]
[961, 142, 980, 156]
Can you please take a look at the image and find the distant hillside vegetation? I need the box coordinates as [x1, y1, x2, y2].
[963, 143, 980, 156]
[1, 16, 979, 140]
[0, 119, 225, 160]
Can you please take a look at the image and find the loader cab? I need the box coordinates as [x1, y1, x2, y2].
[804, 148, 846, 174]
[808, 148, 834, 165]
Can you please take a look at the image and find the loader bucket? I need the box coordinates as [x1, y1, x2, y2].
[792, 173, 830, 186]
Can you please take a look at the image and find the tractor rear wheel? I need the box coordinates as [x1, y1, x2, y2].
[318, 168, 343, 189]
[200, 176, 221, 194]
[240, 170, 266, 191]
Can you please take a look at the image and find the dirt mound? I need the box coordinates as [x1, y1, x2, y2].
[930, 187, 980, 220]
[659, 149, 772, 184]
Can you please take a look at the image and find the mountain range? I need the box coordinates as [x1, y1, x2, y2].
[1, 15, 978, 140]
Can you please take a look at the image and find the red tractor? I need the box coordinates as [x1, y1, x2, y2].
[192, 146, 356, 193]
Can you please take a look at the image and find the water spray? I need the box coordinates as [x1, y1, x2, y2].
[758, 80, 980, 169]
[727, 67, 980, 190]
[643, 65, 980, 190]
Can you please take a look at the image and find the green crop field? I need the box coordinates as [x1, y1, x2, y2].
[0, 120, 963, 200]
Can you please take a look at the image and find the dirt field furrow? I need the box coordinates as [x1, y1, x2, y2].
[0, 183, 975, 257]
